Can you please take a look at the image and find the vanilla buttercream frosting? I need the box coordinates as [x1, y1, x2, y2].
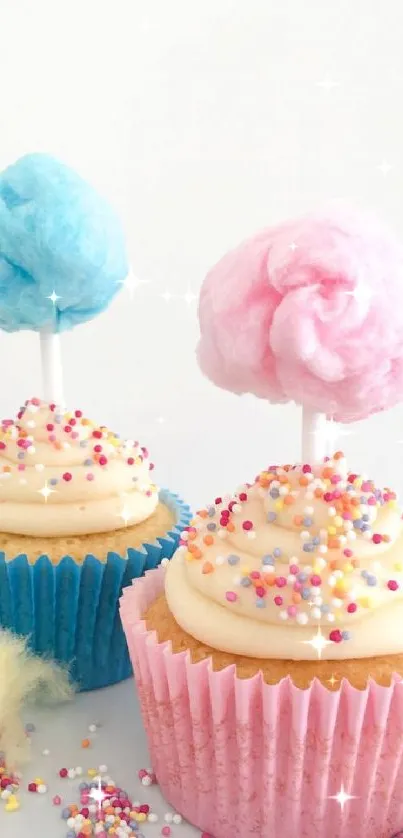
[0, 398, 158, 537]
[165, 454, 403, 660]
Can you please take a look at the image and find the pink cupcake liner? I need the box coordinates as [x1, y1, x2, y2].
[120, 568, 403, 838]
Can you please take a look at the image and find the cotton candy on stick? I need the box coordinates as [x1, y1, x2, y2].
[0, 153, 128, 404]
[197, 210, 403, 462]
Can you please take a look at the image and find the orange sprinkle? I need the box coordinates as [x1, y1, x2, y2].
[293, 515, 303, 526]
[226, 522, 235, 532]
[187, 543, 198, 553]
[298, 476, 309, 486]
[202, 561, 214, 574]
[197, 510, 208, 519]
[203, 534, 214, 546]
[314, 488, 323, 498]
[333, 451, 344, 460]
[328, 537, 340, 549]
[192, 548, 203, 560]
[81, 738, 90, 749]
[333, 587, 348, 600]
[284, 495, 295, 505]
[322, 467, 334, 479]
[292, 592, 302, 604]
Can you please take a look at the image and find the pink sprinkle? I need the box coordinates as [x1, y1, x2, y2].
[86, 473, 94, 481]
[372, 533, 382, 544]
[329, 629, 343, 643]
[225, 591, 237, 603]
[62, 472, 72, 482]
[323, 492, 333, 502]
[387, 580, 399, 591]
[49, 434, 56, 442]
[138, 769, 148, 779]
[162, 828, 171, 837]
[255, 586, 266, 598]
[330, 474, 341, 484]
[289, 564, 299, 575]
[362, 481, 372, 492]
[275, 576, 286, 588]
[302, 464, 312, 473]
[343, 549, 353, 558]
[52, 795, 61, 806]
[242, 520, 253, 531]
[368, 496, 376, 505]
[347, 602, 357, 613]
[17, 463, 25, 471]
[250, 571, 261, 580]
[274, 595, 283, 606]
[310, 574, 322, 586]
[287, 605, 297, 617]
[293, 582, 302, 592]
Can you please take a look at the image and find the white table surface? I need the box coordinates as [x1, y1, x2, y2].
[1, 679, 200, 838]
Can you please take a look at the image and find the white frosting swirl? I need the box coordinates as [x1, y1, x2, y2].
[165, 457, 403, 660]
[0, 399, 158, 537]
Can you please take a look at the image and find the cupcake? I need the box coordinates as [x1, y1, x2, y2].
[121, 454, 403, 838]
[0, 398, 190, 691]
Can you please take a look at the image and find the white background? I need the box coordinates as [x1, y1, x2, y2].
[1, 0, 403, 510]
[1, 3, 403, 837]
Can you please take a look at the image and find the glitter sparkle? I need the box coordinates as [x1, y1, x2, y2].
[37, 481, 56, 502]
[328, 783, 358, 810]
[301, 627, 333, 659]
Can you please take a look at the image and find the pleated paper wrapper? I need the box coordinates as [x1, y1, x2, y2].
[0, 490, 191, 692]
[121, 567, 403, 838]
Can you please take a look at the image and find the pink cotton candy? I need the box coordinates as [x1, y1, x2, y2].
[197, 210, 403, 421]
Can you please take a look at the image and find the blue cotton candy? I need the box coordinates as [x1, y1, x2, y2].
[0, 153, 128, 332]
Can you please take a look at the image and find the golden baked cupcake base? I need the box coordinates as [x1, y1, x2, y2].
[145, 592, 403, 690]
[1, 502, 174, 564]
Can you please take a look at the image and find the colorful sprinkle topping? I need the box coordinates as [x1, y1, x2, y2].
[180, 454, 403, 646]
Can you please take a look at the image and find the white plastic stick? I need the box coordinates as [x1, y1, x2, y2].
[40, 328, 64, 406]
[301, 408, 328, 464]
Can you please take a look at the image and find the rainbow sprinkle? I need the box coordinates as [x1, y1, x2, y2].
[180, 453, 402, 645]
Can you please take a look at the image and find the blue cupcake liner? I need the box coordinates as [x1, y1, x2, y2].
[0, 489, 191, 692]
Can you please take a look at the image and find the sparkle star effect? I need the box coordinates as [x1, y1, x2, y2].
[301, 627, 333, 659]
[118, 275, 149, 299]
[182, 289, 198, 305]
[38, 482, 56, 502]
[377, 160, 392, 176]
[344, 283, 373, 312]
[118, 504, 134, 526]
[328, 783, 358, 810]
[327, 674, 339, 688]
[89, 778, 106, 810]
[47, 290, 61, 305]
[160, 290, 173, 302]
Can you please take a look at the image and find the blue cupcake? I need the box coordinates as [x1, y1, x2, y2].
[0, 398, 191, 691]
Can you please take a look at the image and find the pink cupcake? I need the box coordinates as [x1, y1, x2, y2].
[121, 454, 403, 838]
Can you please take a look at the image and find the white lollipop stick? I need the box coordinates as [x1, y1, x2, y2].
[40, 327, 64, 406]
[301, 407, 328, 464]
